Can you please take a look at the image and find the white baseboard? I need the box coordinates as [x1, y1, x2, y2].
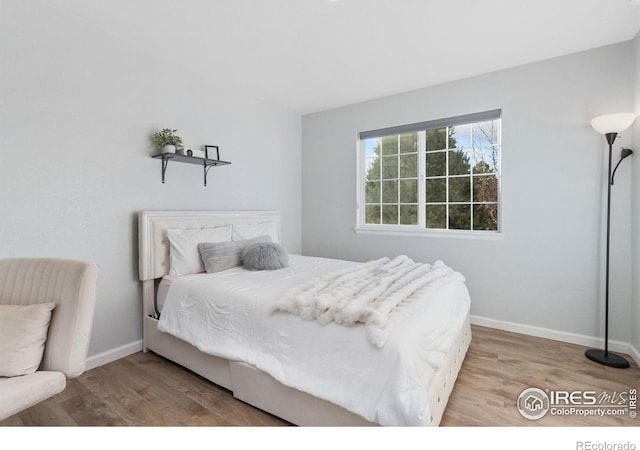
[85, 340, 143, 371]
[470, 315, 632, 356]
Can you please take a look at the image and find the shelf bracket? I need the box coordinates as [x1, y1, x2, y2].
[204, 162, 214, 187]
[161, 157, 170, 184]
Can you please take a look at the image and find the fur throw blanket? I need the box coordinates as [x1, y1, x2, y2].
[272, 256, 464, 348]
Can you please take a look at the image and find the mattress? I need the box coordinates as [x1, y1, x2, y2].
[158, 254, 470, 426]
[156, 275, 176, 312]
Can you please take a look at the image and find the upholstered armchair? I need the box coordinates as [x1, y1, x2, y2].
[0, 258, 98, 421]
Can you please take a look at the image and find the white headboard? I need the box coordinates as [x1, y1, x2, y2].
[138, 210, 281, 281]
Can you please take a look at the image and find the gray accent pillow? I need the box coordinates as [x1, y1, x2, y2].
[198, 235, 272, 273]
[242, 242, 289, 271]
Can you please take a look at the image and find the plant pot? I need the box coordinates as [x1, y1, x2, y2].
[162, 144, 176, 154]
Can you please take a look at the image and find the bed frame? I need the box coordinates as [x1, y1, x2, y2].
[138, 210, 471, 426]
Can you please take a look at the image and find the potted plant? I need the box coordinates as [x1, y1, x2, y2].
[151, 128, 184, 154]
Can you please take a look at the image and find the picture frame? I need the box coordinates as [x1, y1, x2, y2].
[204, 145, 219, 161]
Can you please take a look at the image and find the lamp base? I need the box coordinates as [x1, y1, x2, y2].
[585, 349, 630, 368]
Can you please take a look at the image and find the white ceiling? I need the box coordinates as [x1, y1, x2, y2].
[48, 0, 640, 114]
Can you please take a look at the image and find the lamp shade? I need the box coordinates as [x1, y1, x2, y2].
[590, 113, 636, 134]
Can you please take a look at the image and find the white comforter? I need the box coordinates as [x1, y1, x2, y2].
[158, 254, 470, 426]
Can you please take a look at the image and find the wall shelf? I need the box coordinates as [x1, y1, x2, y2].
[152, 153, 231, 186]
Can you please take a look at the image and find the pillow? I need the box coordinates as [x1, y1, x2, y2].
[198, 235, 272, 273]
[0, 303, 56, 377]
[232, 221, 279, 244]
[242, 242, 289, 271]
[167, 226, 232, 276]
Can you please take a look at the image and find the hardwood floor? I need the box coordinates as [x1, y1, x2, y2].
[440, 326, 639, 426]
[2, 325, 638, 427]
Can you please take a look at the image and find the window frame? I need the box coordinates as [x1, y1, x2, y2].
[355, 110, 503, 238]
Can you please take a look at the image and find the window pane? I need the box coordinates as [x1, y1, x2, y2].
[473, 175, 498, 203]
[366, 181, 380, 203]
[449, 204, 471, 230]
[382, 180, 398, 203]
[426, 151, 446, 177]
[381, 156, 398, 179]
[473, 204, 498, 230]
[399, 133, 418, 154]
[426, 178, 446, 203]
[364, 138, 379, 159]
[365, 205, 381, 224]
[449, 176, 470, 202]
[365, 157, 380, 181]
[448, 149, 471, 175]
[400, 205, 418, 225]
[469, 146, 498, 173]
[381, 135, 398, 156]
[472, 120, 500, 148]
[426, 128, 447, 151]
[382, 205, 398, 224]
[426, 205, 446, 229]
[451, 124, 471, 148]
[400, 179, 418, 203]
[400, 153, 418, 178]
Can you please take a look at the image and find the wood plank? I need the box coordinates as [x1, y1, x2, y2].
[16, 401, 76, 426]
[76, 365, 175, 426]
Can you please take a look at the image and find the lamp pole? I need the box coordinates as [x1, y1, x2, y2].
[603, 132, 614, 358]
[584, 132, 630, 369]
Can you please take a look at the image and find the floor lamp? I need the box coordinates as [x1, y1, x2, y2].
[587, 112, 636, 369]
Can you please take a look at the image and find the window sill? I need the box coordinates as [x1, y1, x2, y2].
[354, 226, 504, 240]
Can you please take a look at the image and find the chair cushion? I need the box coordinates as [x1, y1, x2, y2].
[0, 258, 99, 377]
[0, 303, 56, 377]
[0, 371, 66, 421]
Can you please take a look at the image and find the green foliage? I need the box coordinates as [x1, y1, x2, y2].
[151, 128, 184, 150]
[363, 123, 499, 231]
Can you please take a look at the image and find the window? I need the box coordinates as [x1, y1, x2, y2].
[358, 110, 501, 233]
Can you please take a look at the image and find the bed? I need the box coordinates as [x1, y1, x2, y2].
[138, 210, 471, 426]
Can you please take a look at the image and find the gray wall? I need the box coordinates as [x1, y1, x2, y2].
[0, 3, 302, 357]
[302, 42, 634, 344]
